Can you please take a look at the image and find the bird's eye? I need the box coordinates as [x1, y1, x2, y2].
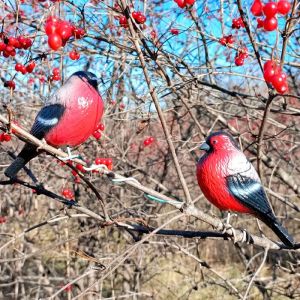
[212, 140, 217, 144]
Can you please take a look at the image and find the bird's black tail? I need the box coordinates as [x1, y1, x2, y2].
[267, 219, 294, 248]
[4, 145, 38, 178]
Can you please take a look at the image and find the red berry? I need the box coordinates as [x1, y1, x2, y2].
[56, 21, 73, 41]
[277, 1, 291, 15]
[119, 16, 128, 28]
[2, 133, 11, 141]
[73, 27, 85, 39]
[45, 21, 57, 35]
[48, 33, 62, 50]
[52, 67, 60, 75]
[76, 163, 85, 172]
[5, 45, 14, 53]
[271, 73, 288, 93]
[257, 18, 264, 28]
[170, 28, 179, 35]
[26, 61, 36, 73]
[148, 137, 155, 143]
[62, 189, 73, 199]
[46, 16, 60, 24]
[232, 18, 244, 29]
[93, 131, 101, 139]
[143, 139, 151, 146]
[135, 13, 146, 24]
[263, 60, 279, 83]
[143, 137, 154, 146]
[20, 65, 27, 75]
[263, 17, 278, 31]
[95, 157, 104, 165]
[8, 36, 19, 47]
[219, 37, 227, 45]
[251, 0, 263, 16]
[263, 2, 278, 18]
[96, 123, 105, 131]
[51, 74, 61, 81]
[71, 169, 78, 176]
[175, 0, 186, 8]
[69, 50, 80, 60]
[132, 11, 139, 19]
[275, 81, 288, 94]
[0, 42, 6, 51]
[22, 38, 32, 49]
[263, 60, 275, 71]
[15, 63, 23, 72]
[4, 80, 16, 90]
[226, 35, 235, 44]
[239, 47, 248, 59]
[185, 0, 195, 4]
[150, 30, 157, 39]
[234, 55, 244, 66]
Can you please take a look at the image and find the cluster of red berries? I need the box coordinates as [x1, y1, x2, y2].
[132, 11, 147, 24]
[50, 68, 61, 81]
[219, 35, 235, 46]
[251, 0, 291, 31]
[263, 60, 288, 94]
[15, 61, 36, 75]
[232, 17, 245, 29]
[174, 0, 196, 8]
[0, 133, 11, 142]
[69, 50, 80, 60]
[234, 47, 249, 66]
[92, 123, 105, 140]
[61, 188, 74, 199]
[45, 16, 85, 51]
[0, 35, 32, 58]
[94, 157, 113, 170]
[143, 136, 155, 147]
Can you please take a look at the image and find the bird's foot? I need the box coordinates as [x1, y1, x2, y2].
[223, 212, 237, 225]
[219, 223, 238, 243]
[216, 212, 239, 243]
[58, 147, 80, 161]
[83, 163, 108, 173]
[240, 229, 253, 244]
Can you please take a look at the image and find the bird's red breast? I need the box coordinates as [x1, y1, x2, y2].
[45, 78, 104, 147]
[197, 151, 253, 213]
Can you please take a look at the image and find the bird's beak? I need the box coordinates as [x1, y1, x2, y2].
[200, 142, 210, 152]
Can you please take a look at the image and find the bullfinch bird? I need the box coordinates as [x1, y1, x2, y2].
[196, 131, 294, 247]
[5, 71, 104, 178]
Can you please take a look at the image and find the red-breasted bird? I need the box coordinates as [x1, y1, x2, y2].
[5, 71, 104, 178]
[196, 131, 294, 247]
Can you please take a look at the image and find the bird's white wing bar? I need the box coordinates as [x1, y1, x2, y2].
[36, 116, 59, 126]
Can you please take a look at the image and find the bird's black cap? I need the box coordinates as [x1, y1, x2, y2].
[72, 71, 99, 90]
